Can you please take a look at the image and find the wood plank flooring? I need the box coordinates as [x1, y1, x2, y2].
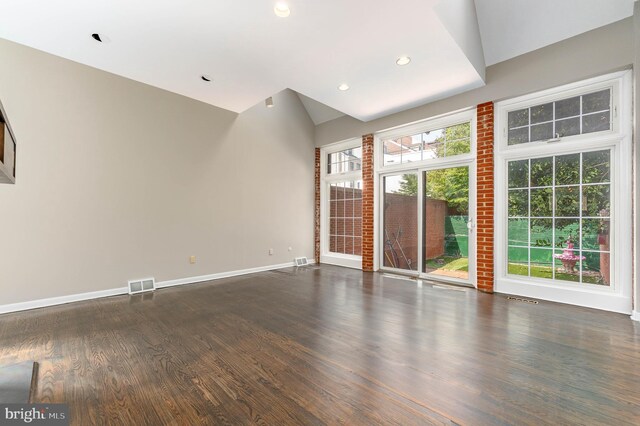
[1, 265, 639, 425]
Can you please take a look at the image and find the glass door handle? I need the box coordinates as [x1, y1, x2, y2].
[467, 218, 474, 230]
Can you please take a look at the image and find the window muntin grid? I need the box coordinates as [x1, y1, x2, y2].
[507, 89, 611, 145]
[382, 122, 471, 166]
[327, 147, 362, 174]
[329, 180, 363, 256]
[506, 149, 611, 286]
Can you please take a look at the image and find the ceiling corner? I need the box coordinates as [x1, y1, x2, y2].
[436, 0, 486, 82]
[295, 93, 346, 126]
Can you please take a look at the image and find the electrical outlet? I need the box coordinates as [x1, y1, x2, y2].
[189, 255, 196, 264]
[268, 248, 274, 255]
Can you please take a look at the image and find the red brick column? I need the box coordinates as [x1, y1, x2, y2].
[314, 148, 321, 264]
[476, 102, 494, 293]
[362, 134, 375, 271]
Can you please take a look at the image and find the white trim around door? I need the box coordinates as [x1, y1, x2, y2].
[375, 109, 478, 287]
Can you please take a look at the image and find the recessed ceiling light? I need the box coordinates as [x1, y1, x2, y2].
[274, 2, 290, 17]
[338, 83, 350, 91]
[265, 97, 274, 108]
[201, 75, 212, 82]
[91, 33, 110, 43]
[396, 56, 411, 66]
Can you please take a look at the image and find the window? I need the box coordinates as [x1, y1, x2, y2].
[495, 71, 632, 314]
[327, 147, 362, 174]
[382, 122, 471, 166]
[508, 89, 611, 145]
[321, 139, 363, 268]
[507, 150, 611, 285]
[329, 180, 363, 256]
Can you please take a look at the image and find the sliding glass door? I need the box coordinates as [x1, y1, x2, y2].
[423, 166, 472, 282]
[377, 110, 476, 285]
[380, 164, 475, 284]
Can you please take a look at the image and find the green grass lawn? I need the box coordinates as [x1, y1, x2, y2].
[427, 257, 604, 285]
[426, 256, 469, 272]
[508, 263, 602, 284]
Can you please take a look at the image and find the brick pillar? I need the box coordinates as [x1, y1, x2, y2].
[476, 102, 495, 293]
[314, 148, 321, 264]
[362, 134, 375, 271]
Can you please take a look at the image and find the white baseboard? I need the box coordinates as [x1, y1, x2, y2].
[155, 260, 313, 289]
[0, 287, 128, 315]
[631, 310, 640, 322]
[0, 259, 315, 315]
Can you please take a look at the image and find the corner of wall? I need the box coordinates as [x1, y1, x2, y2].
[634, 1, 640, 316]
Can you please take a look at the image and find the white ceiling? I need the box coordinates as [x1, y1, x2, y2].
[475, 0, 635, 66]
[0, 0, 486, 122]
[0, 0, 634, 123]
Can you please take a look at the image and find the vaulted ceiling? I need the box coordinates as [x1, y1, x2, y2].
[0, 0, 634, 123]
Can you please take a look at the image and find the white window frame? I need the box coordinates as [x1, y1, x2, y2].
[494, 70, 633, 314]
[374, 108, 477, 286]
[320, 138, 363, 269]
[377, 109, 477, 174]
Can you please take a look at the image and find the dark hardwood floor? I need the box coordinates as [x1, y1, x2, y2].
[1, 265, 639, 425]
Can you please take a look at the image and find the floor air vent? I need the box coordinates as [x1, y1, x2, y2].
[507, 296, 539, 304]
[128, 278, 155, 295]
[294, 257, 309, 267]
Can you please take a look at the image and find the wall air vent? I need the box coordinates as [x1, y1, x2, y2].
[128, 277, 155, 295]
[294, 257, 309, 267]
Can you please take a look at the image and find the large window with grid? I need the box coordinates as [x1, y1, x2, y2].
[329, 180, 363, 256]
[321, 139, 363, 268]
[507, 150, 611, 285]
[495, 71, 632, 314]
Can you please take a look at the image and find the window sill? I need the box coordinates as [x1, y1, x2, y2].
[320, 254, 362, 270]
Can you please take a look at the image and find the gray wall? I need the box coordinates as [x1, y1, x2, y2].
[315, 18, 634, 146]
[0, 39, 315, 305]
